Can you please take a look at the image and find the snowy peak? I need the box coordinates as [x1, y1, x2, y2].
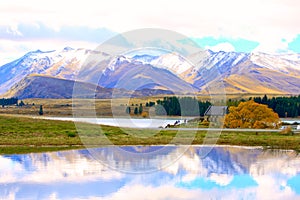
[105, 55, 133, 72]
[189, 50, 300, 74]
[150, 52, 194, 75]
[19, 47, 91, 65]
[105, 52, 195, 76]
[204, 51, 249, 70]
[0, 47, 97, 94]
[250, 52, 300, 73]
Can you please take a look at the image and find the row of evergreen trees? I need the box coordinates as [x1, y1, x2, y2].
[0, 97, 44, 115]
[253, 95, 300, 118]
[227, 95, 300, 118]
[154, 95, 300, 117]
[155, 96, 211, 116]
[0, 98, 18, 106]
[124, 97, 211, 116]
[126, 104, 143, 115]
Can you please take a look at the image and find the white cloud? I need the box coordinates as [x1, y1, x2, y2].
[6, 25, 22, 36]
[0, 0, 299, 59]
[253, 175, 296, 200]
[209, 173, 233, 186]
[252, 36, 295, 53]
[0, 188, 19, 200]
[0, 39, 98, 65]
[1, 0, 299, 36]
[206, 43, 236, 52]
[99, 184, 201, 200]
[0, 152, 124, 184]
[48, 192, 59, 200]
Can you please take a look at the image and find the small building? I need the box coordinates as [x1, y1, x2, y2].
[204, 106, 228, 122]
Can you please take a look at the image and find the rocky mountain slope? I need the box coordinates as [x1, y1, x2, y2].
[185, 51, 300, 94]
[1, 47, 300, 98]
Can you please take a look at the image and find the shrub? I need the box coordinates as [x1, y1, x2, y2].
[141, 111, 148, 118]
[280, 126, 293, 135]
[200, 120, 210, 127]
[67, 132, 77, 137]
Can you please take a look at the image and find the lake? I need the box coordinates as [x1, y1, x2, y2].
[1, 146, 300, 199]
[281, 118, 300, 124]
[42, 117, 187, 128]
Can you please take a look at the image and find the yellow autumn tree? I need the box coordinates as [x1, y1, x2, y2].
[224, 100, 280, 129]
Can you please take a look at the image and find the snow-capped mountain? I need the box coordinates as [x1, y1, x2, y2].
[132, 53, 195, 76]
[128, 50, 300, 94]
[178, 50, 300, 94]
[1, 47, 300, 98]
[98, 55, 198, 92]
[151, 52, 194, 75]
[250, 52, 300, 74]
[0, 47, 98, 94]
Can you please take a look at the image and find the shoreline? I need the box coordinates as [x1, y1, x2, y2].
[0, 114, 299, 155]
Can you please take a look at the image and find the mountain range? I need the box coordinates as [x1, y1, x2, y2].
[1, 47, 300, 99]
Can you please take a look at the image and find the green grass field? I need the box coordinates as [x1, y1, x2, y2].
[0, 114, 300, 154]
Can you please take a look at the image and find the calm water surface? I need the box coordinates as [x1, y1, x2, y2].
[42, 117, 186, 128]
[1, 146, 300, 200]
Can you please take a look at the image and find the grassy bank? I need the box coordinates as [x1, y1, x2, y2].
[0, 114, 300, 154]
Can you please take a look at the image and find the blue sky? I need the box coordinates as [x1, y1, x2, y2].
[0, 0, 300, 64]
[288, 35, 300, 53]
[192, 37, 260, 53]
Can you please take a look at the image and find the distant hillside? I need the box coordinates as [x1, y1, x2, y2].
[2, 75, 174, 99]
[2, 75, 113, 99]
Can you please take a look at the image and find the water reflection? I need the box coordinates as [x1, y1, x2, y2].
[0, 146, 300, 199]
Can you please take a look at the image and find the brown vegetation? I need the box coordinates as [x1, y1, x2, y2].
[224, 100, 280, 129]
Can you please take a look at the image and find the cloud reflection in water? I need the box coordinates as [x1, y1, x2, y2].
[0, 146, 300, 199]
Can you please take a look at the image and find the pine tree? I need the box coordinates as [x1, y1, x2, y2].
[39, 105, 44, 115]
[139, 104, 143, 114]
[125, 106, 131, 114]
[149, 101, 155, 107]
[134, 107, 138, 115]
[262, 94, 268, 104]
[19, 100, 25, 107]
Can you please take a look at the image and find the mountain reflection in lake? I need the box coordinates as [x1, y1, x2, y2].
[1, 146, 300, 200]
